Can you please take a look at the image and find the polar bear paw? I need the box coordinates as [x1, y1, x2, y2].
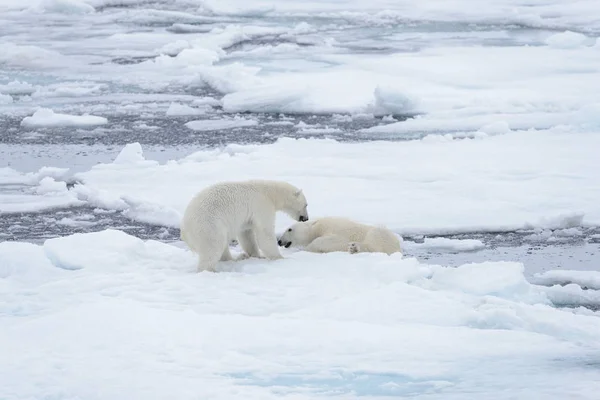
[348, 242, 360, 254]
[236, 253, 251, 261]
[236, 253, 265, 261]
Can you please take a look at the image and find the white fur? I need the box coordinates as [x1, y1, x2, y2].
[181, 180, 309, 272]
[278, 217, 402, 255]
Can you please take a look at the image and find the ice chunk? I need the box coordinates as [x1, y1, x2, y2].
[185, 117, 258, 131]
[21, 108, 107, 128]
[367, 86, 420, 116]
[0, 43, 65, 68]
[29, 0, 95, 14]
[35, 177, 68, 194]
[112, 142, 146, 165]
[478, 121, 511, 135]
[545, 31, 589, 49]
[156, 40, 190, 56]
[166, 103, 207, 116]
[191, 97, 222, 108]
[0, 93, 13, 105]
[429, 261, 538, 300]
[406, 237, 485, 252]
[0, 80, 35, 95]
[533, 270, 600, 290]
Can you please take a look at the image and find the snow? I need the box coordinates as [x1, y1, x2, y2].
[0, 80, 35, 95]
[406, 237, 486, 252]
[545, 31, 590, 49]
[185, 117, 259, 131]
[1, 229, 600, 399]
[533, 270, 600, 290]
[21, 108, 108, 128]
[65, 128, 600, 235]
[29, 0, 96, 15]
[0, 93, 13, 105]
[35, 176, 68, 194]
[112, 142, 153, 165]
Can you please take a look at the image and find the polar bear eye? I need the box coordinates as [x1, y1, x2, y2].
[288, 228, 292, 232]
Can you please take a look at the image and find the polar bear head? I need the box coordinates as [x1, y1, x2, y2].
[278, 221, 312, 248]
[282, 188, 309, 223]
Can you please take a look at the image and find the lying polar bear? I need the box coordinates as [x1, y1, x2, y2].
[278, 216, 402, 255]
[181, 179, 309, 272]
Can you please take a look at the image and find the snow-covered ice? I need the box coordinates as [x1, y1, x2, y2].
[66, 128, 600, 234]
[21, 108, 108, 128]
[2, 229, 600, 399]
[405, 237, 486, 252]
[185, 117, 259, 131]
[166, 102, 207, 116]
[533, 270, 600, 290]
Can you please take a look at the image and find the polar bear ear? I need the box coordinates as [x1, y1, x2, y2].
[294, 189, 303, 197]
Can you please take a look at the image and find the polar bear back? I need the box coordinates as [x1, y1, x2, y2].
[182, 180, 300, 241]
[311, 217, 373, 242]
[311, 217, 401, 255]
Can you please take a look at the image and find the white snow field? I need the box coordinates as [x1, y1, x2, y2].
[1, 230, 600, 400]
[2, 0, 600, 398]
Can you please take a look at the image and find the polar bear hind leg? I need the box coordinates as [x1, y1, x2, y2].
[194, 228, 229, 272]
[348, 227, 401, 255]
[305, 235, 349, 253]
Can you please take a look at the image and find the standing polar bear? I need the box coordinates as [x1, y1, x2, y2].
[278, 217, 401, 255]
[181, 180, 309, 272]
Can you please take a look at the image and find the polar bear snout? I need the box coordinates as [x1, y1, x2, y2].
[278, 239, 292, 248]
[299, 215, 308, 222]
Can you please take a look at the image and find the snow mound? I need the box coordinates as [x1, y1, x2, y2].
[545, 31, 589, 49]
[185, 117, 258, 131]
[21, 108, 107, 128]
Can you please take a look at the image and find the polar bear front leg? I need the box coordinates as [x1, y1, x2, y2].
[238, 229, 261, 260]
[254, 225, 283, 260]
[220, 245, 234, 261]
[306, 235, 350, 253]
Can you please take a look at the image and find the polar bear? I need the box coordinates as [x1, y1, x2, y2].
[180, 180, 309, 272]
[277, 217, 401, 255]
